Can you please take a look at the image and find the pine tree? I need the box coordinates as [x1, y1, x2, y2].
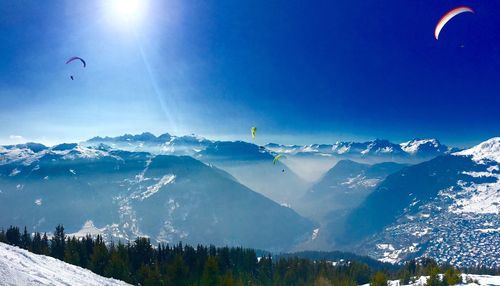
[50, 224, 66, 260]
[0, 228, 5, 243]
[444, 267, 461, 285]
[104, 243, 131, 283]
[20, 226, 32, 250]
[5, 226, 21, 246]
[41, 233, 50, 255]
[202, 256, 220, 286]
[90, 235, 109, 275]
[31, 232, 42, 254]
[165, 254, 189, 286]
[64, 236, 81, 266]
[221, 271, 236, 286]
[371, 271, 388, 286]
[426, 266, 441, 286]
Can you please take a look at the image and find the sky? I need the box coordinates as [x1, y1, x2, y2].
[0, 0, 499, 147]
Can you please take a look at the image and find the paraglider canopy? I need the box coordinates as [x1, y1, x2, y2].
[251, 127, 257, 140]
[273, 154, 283, 165]
[66, 56, 86, 67]
[435, 6, 474, 40]
[65, 56, 86, 80]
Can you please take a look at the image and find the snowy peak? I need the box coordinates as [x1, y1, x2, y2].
[88, 132, 161, 143]
[0, 143, 118, 166]
[454, 137, 500, 164]
[400, 138, 447, 155]
[86, 132, 212, 156]
[265, 138, 450, 161]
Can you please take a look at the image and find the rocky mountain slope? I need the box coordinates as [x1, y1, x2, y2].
[0, 143, 314, 251]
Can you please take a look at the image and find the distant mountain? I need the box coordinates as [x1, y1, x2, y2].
[86, 134, 309, 205]
[86, 133, 454, 164]
[292, 160, 406, 251]
[87, 132, 211, 155]
[297, 160, 407, 220]
[0, 243, 130, 286]
[197, 141, 309, 205]
[265, 138, 453, 163]
[335, 137, 500, 267]
[0, 143, 314, 251]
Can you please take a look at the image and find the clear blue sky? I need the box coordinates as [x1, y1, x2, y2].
[0, 0, 499, 147]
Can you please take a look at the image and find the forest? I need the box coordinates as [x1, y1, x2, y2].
[0, 224, 498, 286]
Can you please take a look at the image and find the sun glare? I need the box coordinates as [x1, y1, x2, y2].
[107, 0, 147, 26]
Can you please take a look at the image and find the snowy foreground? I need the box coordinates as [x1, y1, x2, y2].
[379, 275, 500, 286]
[0, 242, 130, 286]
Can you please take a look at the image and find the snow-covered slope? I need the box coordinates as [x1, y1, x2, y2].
[338, 137, 500, 267]
[384, 275, 500, 286]
[454, 137, 500, 164]
[0, 242, 130, 286]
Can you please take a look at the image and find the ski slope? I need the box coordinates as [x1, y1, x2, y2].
[0, 242, 130, 286]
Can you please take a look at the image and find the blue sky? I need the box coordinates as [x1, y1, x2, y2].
[0, 0, 499, 147]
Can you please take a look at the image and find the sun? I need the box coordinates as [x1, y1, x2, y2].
[107, 0, 147, 26]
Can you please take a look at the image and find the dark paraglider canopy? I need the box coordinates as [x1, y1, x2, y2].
[65, 56, 86, 67]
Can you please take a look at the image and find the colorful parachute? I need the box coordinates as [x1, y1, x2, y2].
[435, 6, 474, 40]
[273, 154, 282, 165]
[251, 127, 257, 140]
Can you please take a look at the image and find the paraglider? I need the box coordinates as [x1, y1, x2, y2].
[65, 56, 86, 80]
[273, 154, 283, 165]
[251, 127, 257, 140]
[434, 6, 474, 40]
[66, 56, 86, 67]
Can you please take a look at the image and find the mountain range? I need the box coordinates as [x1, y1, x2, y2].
[265, 138, 455, 163]
[1, 133, 498, 267]
[0, 143, 313, 251]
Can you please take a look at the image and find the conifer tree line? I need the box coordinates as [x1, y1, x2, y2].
[0, 224, 497, 286]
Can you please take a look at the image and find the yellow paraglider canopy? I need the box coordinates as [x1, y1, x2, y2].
[251, 127, 257, 140]
[273, 154, 282, 165]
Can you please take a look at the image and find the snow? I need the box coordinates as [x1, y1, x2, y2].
[384, 275, 500, 286]
[376, 244, 419, 264]
[9, 168, 20, 176]
[461, 274, 500, 286]
[446, 172, 500, 215]
[400, 139, 440, 154]
[0, 242, 130, 286]
[475, 228, 500, 233]
[136, 174, 175, 200]
[34, 199, 42, 206]
[312, 228, 320, 240]
[454, 137, 500, 164]
[68, 220, 104, 238]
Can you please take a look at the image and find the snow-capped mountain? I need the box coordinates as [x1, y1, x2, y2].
[0, 143, 314, 251]
[265, 138, 452, 163]
[400, 139, 449, 157]
[86, 132, 211, 156]
[86, 133, 310, 205]
[335, 138, 500, 267]
[0, 242, 130, 286]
